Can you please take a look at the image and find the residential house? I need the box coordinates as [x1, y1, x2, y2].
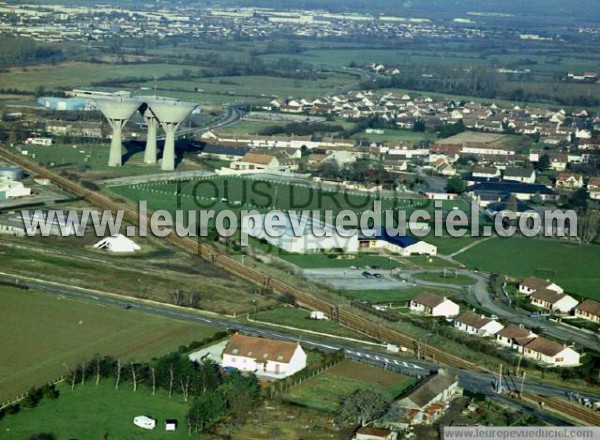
[233, 153, 280, 171]
[472, 166, 500, 179]
[409, 292, 459, 317]
[453, 312, 505, 337]
[222, 334, 307, 379]
[575, 299, 600, 323]
[496, 324, 537, 350]
[588, 177, 600, 200]
[556, 172, 584, 189]
[391, 369, 461, 427]
[530, 289, 579, 313]
[518, 277, 563, 296]
[520, 337, 580, 367]
[503, 168, 536, 184]
[353, 427, 398, 440]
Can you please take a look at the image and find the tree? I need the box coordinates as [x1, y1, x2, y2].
[568, 188, 588, 210]
[536, 154, 550, 172]
[28, 434, 56, 440]
[187, 391, 227, 432]
[336, 389, 391, 426]
[446, 175, 466, 194]
[220, 371, 260, 425]
[413, 119, 426, 132]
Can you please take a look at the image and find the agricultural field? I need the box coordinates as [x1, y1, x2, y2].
[456, 236, 600, 299]
[0, 381, 191, 440]
[283, 360, 416, 412]
[0, 287, 217, 401]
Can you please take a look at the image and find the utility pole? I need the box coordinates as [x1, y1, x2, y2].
[497, 364, 503, 393]
[516, 355, 522, 377]
[520, 371, 526, 396]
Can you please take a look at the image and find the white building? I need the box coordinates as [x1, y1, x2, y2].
[574, 299, 600, 323]
[93, 234, 141, 253]
[133, 416, 156, 430]
[521, 337, 580, 367]
[359, 233, 437, 257]
[233, 152, 281, 171]
[410, 292, 459, 317]
[530, 289, 578, 313]
[25, 137, 53, 146]
[496, 324, 537, 350]
[453, 312, 504, 337]
[244, 212, 359, 254]
[518, 277, 563, 296]
[222, 334, 307, 379]
[353, 427, 398, 440]
[503, 168, 536, 184]
[0, 179, 31, 199]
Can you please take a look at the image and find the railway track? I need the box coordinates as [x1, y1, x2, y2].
[0, 147, 485, 373]
[523, 393, 600, 426]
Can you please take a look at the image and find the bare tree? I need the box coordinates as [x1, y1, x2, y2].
[151, 367, 156, 396]
[170, 289, 186, 306]
[131, 361, 138, 392]
[180, 376, 191, 402]
[95, 356, 101, 386]
[189, 290, 200, 308]
[80, 361, 86, 387]
[115, 358, 121, 390]
[71, 368, 77, 391]
[168, 364, 175, 398]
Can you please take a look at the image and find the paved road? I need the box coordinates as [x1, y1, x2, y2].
[5, 273, 599, 416]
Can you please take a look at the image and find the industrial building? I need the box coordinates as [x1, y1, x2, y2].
[244, 212, 359, 254]
[359, 229, 437, 256]
[0, 178, 31, 200]
[37, 96, 96, 111]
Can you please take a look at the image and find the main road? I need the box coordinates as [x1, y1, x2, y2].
[4, 273, 598, 426]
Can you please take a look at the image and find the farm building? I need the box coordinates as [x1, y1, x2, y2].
[453, 312, 504, 337]
[575, 299, 600, 323]
[518, 277, 563, 296]
[520, 337, 580, 367]
[353, 426, 398, 440]
[93, 234, 141, 253]
[359, 230, 437, 257]
[530, 289, 578, 313]
[409, 292, 459, 318]
[391, 369, 461, 427]
[244, 212, 359, 254]
[222, 334, 307, 379]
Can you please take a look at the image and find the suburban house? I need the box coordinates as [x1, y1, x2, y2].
[530, 289, 579, 313]
[518, 277, 564, 296]
[496, 324, 537, 350]
[353, 427, 398, 440]
[359, 232, 437, 257]
[503, 168, 536, 184]
[520, 337, 581, 367]
[222, 334, 307, 379]
[574, 299, 600, 323]
[472, 166, 500, 179]
[391, 369, 461, 427]
[453, 312, 505, 337]
[410, 292, 459, 318]
[556, 173, 584, 189]
[233, 153, 281, 171]
[587, 177, 600, 200]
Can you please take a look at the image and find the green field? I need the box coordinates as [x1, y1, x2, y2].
[253, 307, 367, 339]
[456, 237, 600, 299]
[280, 254, 402, 269]
[343, 286, 454, 303]
[0, 380, 191, 440]
[351, 128, 436, 146]
[413, 271, 476, 285]
[283, 360, 415, 412]
[0, 287, 216, 401]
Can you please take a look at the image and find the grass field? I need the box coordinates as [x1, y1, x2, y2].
[0, 287, 216, 401]
[252, 307, 367, 339]
[413, 272, 476, 285]
[283, 360, 415, 412]
[351, 128, 436, 146]
[0, 380, 191, 439]
[343, 286, 455, 303]
[456, 236, 600, 299]
[280, 254, 402, 269]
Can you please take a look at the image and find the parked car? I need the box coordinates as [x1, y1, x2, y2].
[373, 273, 383, 279]
[362, 271, 373, 278]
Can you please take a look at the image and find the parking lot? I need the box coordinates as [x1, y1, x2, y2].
[302, 268, 415, 291]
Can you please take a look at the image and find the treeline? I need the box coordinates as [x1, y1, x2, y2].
[0, 36, 63, 67]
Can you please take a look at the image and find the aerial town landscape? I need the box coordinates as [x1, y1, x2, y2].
[0, 0, 599, 439]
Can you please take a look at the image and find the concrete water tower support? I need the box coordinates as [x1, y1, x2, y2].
[141, 106, 159, 164]
[148, 100, 197, 171]
[96, 98, 141, 167]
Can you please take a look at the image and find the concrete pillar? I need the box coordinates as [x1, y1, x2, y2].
[161, 122, 178, 171]
[107, 120, 125, 167]
[143, 114, 159, 164]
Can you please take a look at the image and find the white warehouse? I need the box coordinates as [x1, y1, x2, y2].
[243, 212, 358, 254]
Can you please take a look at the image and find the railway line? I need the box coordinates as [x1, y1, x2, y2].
[523, 393, 600, 426]
[0, 146, 487, 373]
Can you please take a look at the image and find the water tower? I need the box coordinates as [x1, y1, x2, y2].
[148, 99, 198, 171]
[140, 105, 159, 164]
[96, 98, 142, 167]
